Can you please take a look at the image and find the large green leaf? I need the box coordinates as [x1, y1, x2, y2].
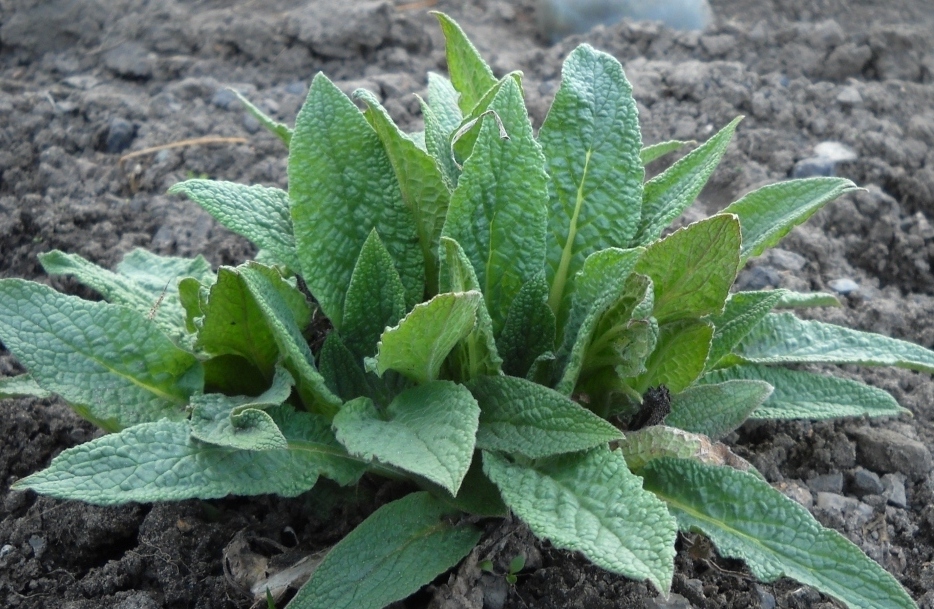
[540, 44, 644, 323]
[497, 274, 556, 379]
[239, 265, 342, 417]
[13, 405, 365, 504]
[634, 117, 742, 245]
[731, 312, 934, 372]
[701, 364, 908, 420]
[0, 279, 202, 431]
[666, 380, 773, 440]
[371, 291, 482, 385]
[642, 458, 917, 609]
[0, 375, 51, 399]
[484, 448, 677, 594]
[433, 12, 497, 114]
[356, 89, 451, 296]
[634, 214, 741, 324]
[631, 319, 713, 394]
[168, 180, 299, 271]
[618, 426, 757, 475]
[721, 177, 859, 263]
[440, 77, 549, 336]
[290, 491, 481, 609]
[341, 230, 407, 360]
[289, 72, 423, 328]
[705, 290, 785, 370]
[421, 98, 460, 189]
[467, 375, 622, 458]
[333, 381, 479, 494]
[426, 72, 463, 135]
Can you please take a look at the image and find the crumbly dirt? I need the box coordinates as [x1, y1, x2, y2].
[1, 0, 934, 607]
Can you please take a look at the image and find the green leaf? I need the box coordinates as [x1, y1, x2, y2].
[497, 274, 556, 379]
[440, 78, 548, 336]
[189, 366, 294, 450]
[618, 426, 757, 475]
[631, 319, 713, 394]
[467, 375, 622, 458]
[177, 277, 205, 334]
[438, 237, 502, 379]
[168, 180, 299, 271]
[433, 12, 497, 114]
[701, 364, 909, 420]
[721, 177, 859, 263]
[371, 291, 482, 385]
[320, 332, 380, 403]
[666, 380, 773, 440]
[14, 405, 364, 504]
[289, 72, 424, 328]
[540, 44, 644, 322]
[634, 117, 742, 245]
[705, 290, 784, 370]
[341, 230, 407, 360]
[356, 89, 451, 296]
[435, 455, 508, 517]
[421, 98, 460, 189]
[731, 312, 934, 373]
[0, 279, 202, 431]
[290, 492, 481, 609]
[427, 72, 463, 135]
[640, 140, 694, 165]
[484, 448, 677, 594]
[333, 381, 480, 494]
[584, 273, 656, 377]
[450, 72, 523, 166]
[642, 458, 918, 609]
[240, 265, 342, 418]
[0, 375, 51, 399]
[231, 89, 292, 145]
[774, 290, 840, 309]
[634, 214, 741, 324]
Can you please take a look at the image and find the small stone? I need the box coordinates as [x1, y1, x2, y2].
[242, 113, 261, 134]
[792, 156, 837, 178]
[285, 81, 307, 96]
[882, 473, 907, 508]
[852, 427, 934, 480]
[757, 585, 777, 609]
[211, 88, 238, 110]
[813, 141, 858, 163]
[648, 592, 692, 609]
[836, 86, 863, 106]
[851, 467, 885, 496]
[807, 472, 844, 493]
[0, 544, 13, 559]
[27, 535, 46, 559]
[816, 491, 860, 513]
[735, 265, 782, 290]
[103, 42, 153, 80]
[766, 248, 807, 272]
[479, 573, 509, 609]
[105, 118, 136, 154]
[775, 480, 813, 508]
[828, 278, 860, 295]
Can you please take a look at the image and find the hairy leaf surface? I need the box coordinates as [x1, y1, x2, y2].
[666, 380, 773, 440]
[434, 12, 497, 114]
[632, 319, 713, 394]
[0, 375, 51, 399]
[706, 290, 785, 370]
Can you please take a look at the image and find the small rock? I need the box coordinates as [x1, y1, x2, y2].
[0, 544, 13, 559]
[27, 535, 46, 559]
[792, 156, 837, 178]
[735, 265, 781, 290]
[851, 427, 934, 480]
[828, 278, 859, 295]
[285, 81, 307, 96]
[766, 248, 807, 272]
[287, 1, 392, 59]
[807, 472, 844, 494]
[647, 592, 692, 609]
[836, 86, 863, 106]
[775, 480, 813, 508]
[813, 141, 858, 163]
[242, 113, 261, 134]
[103, 42, 153, 79]
[816, 491, 860, 513]
[61, 74, 99, 90]
[851, 467, 885, 496]
[882, 473, 907, 508]
[756, 586, 777, 609]
[479, 573, 509, 609]
[105, 118, 136, 154]
[211, 88, 238, 110]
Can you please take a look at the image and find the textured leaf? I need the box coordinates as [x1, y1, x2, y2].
[642, 458, 917, 609]
[436, 456, 509, 518]
[319, 333, 380, 403]
[177, 277, 205, 334]
[618, 426, 757, 475]
[585, 273, 656, 377]
[357, 89, 451, 295]
[640, 140, 693, 165]
[450, 72, 523, 166]
[290, 492, 481, 609]
[484, 448, 677, 594]
[666, 380, 773, 440]
[701, 364, 908, 420]
[774, 290, 840, 309]
[240, 265, 342, 417]
[289, 72, 423, 328]
[497, 274, 556, 379]
[731, 312, 934, 372]
[14, 405, 365, 504]
[540, 45, 644, 324]
[372, 291, 482, 385]
[438, 237, 502, 379]
[189, 366, 294, 451]
[231, 89, 292, 145]
[433, 12, 497, 114]
[721, 177, 859, 263]
[0, 279, 202, 431]
[0, 375, 51, 399]
[440, 77, 549, 336]
[334, 381, 479, 494]
[421, 98, 460, 188]
[427, 72, 463, 135]
[169, 180, 299, 271]
[467, 375, 622, 458]
[706, 290, 784, 370]
[634, 117, 742, 245]
[342, 230, 407, 360]
[632, 319, 713, 394]
[634, 214, 741, 324]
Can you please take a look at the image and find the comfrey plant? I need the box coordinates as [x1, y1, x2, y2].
[0, 14, 924, 609]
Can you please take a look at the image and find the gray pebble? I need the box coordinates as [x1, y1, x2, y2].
[735, 265, 781, 290]
[851, 467, 885, 496]
[766, 248, 807, 271]
[242, 113, 261, 134]
[27, 535, 46, 558]
[0, 544, 13, 559]
[102, 42, 153, 80]
[105, 118, 136, 154]
[479, 573, 510, 609]
[851, 427, 933, 481]
[756, 585, 777, 609]
[647, 592, 692, 609]
[882, 473, 908, 508]
[836, 86, 863, 106]
[828, 277, 860, 295]
[792, 156, 837, 178]
[807, 472, 844, 494]
[211, 88, 238, 110]
[285, 81, 307, 96]
[816, 491, 860, 513]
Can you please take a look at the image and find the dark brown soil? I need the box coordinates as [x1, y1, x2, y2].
[2, 0, 934, 607]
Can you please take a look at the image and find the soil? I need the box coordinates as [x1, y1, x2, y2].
[1, 0, 934, 607]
